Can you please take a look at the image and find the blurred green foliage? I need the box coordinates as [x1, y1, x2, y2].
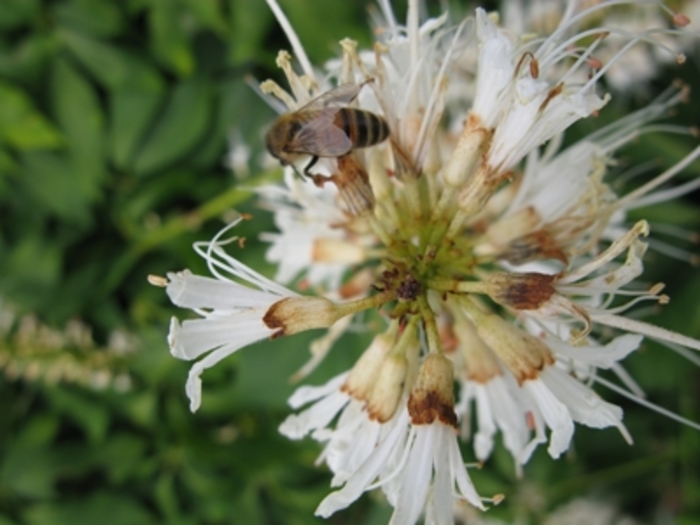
[0, 0, 699, 524]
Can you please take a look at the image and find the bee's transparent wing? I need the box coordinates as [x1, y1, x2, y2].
[298, 84, 361, 111]
[289, 110, 353, 156]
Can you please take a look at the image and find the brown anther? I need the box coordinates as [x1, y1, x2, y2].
[680, 84, 691, 103]
[237, 237, 247, 249]
[673, 12, 691, 27]
[539, 83, 563, 113]
[240, 213, 253, 221]
[526, 411, 536, 431]
[515, 52, 538, 79]
[587, 57, 603, 70]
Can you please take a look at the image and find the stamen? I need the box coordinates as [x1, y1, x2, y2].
[619, 145, 700, 208]
[265, 0, 315, 81]
[647, 238, 699, 264]
[147, 275, 168, 287]
[596, 376, 700, 431]
[560, 221, 649, 284]
[592, 313, 700, 351]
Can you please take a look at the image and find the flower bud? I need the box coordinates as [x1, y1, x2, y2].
[263, 296, 341, 337]
[366, 353, 408, 422]
[486, 271, 557, 311]
[343, 331, 394, 401]
[407, 353, 457, 427]
[312, 238, 365, 264]
[470, 311, 554, 384]
[443, 114, 492, 187]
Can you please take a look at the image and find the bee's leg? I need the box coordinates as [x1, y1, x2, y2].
[290, 163, 305, 180]
[303, 156, 319, 177]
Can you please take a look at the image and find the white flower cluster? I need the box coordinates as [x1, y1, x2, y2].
[154, 0, 699, 522]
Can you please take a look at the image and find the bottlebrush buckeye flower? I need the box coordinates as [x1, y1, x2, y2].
[153, 0, 700, 522]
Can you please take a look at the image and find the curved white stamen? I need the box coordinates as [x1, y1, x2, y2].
[619, 145, 700, 208]
[592, 313, 700, 351]
[265, 0, 315, 81]
[596, 376, 700, 431]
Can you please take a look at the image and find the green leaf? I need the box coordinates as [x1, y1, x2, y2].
[47, 389, 110, 443]
[0, 147, 16, 175]
[60, 28, 163, 92]
[99, 434, 147, 483]
[149, 0, 195, 77]
[182, 0, 227, 35]
[0, 35, 55, 84]
[19, 152, 91, 222]
[0, 415, 60, 498]
[51, 57, 103, 165]
[227, 0, 274, 65]
[53, 0, 125, 38]
[132, 79, 212, 175]
[51, 57, 107, 205]
[24, 493, 153, 525]
[0, 226, 62, 309]
[0, 81, 63, 151]
[0, 0, 40, 30]
[108, 89, 164, 169]
[276, 0, 370, 63]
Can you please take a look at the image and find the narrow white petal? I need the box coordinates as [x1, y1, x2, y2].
[523, 379, 574, 459]
[279, 390, 350, 440]
[185, 341, 248, 412]
[389, 427, 433, 525]
[549, 334, 643, 369]
[542, 367, 626, 432]
[286, 372, 348, 408]
[447, 429, 484, 509]
[168, 311, 271, 361]
[315, 418, 409, 518]
[429, 426, 453, 525]
[473, 386, 496, 460]
[166, 270, 278, 310]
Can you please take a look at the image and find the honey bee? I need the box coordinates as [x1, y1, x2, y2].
[265, 83, 390, 178]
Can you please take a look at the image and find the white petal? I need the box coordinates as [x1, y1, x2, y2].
[522, 378, 574, 459]
[315, 415, 409, 518]
[286, 372, 348, 408]
[279, 389, 350, 440]
[473, 8, 513, 127]
[542, 367, 627, 434]
[447, 428, 484, 509]
[549, 334, 642, 369]
[389, 426, 433, 525]
[168, 311, 271, 361]
[185, 341, 246, 412]
[166, 270, 279, 310]
[473, 385, 496, 460]
[429, 426, 453, 525]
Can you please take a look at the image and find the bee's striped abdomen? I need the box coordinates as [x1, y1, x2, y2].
[336, 109, 390, 149]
